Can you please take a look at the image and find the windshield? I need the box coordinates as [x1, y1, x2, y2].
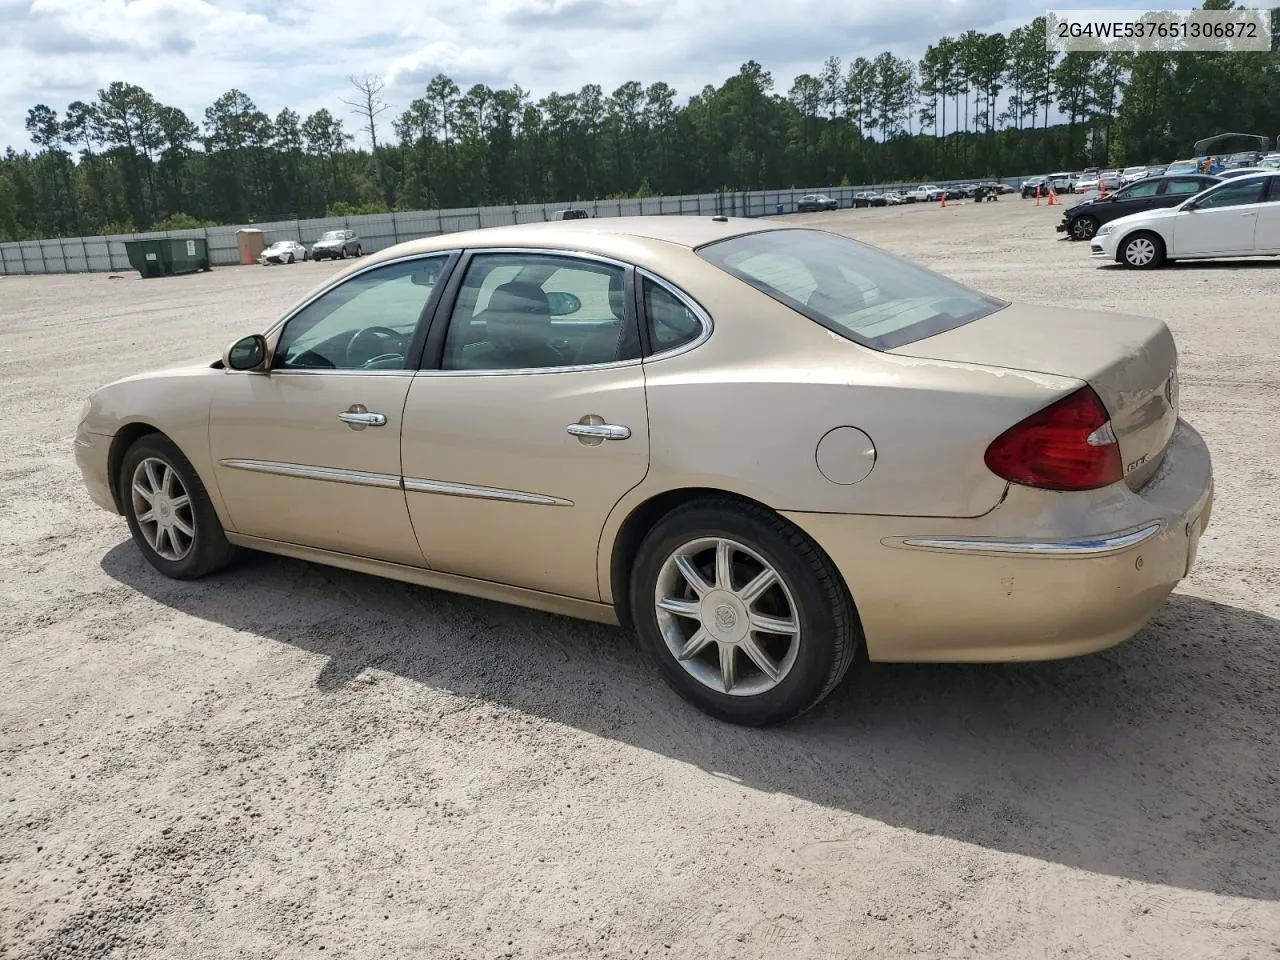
[697, 229, 1004, 351]
[320, 231, 345, 240]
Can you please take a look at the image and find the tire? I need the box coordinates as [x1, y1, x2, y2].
[339, 247, 347, 260]
[1119, 231, 1165, 269]
[119, 433, 236, 580]
[628, 499, 860, 726]
[354, 245, 363, 256]
[286, 253, 295, 264]
[1071, 216, 1099, 241]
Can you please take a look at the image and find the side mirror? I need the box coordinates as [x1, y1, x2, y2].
[225, 334, 268, 371]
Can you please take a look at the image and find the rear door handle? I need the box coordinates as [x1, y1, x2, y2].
[338, 404, 387, 429]
[566, 422, 630, 440]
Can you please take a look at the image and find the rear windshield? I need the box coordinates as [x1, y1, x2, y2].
[696, 229, 1004, 351]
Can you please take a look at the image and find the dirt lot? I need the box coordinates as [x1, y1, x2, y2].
[2, 200, 1278, 959]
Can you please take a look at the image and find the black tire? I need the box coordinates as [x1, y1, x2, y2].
[628, 499, 860, 726]
[354, 245, 363, 256]
[1070, 216, 1099, 241]
[1118, 230, 1166, 269]
[339, 247, 347, 260]
[286, 253, 295, 264]
[119, 433, 236, 580]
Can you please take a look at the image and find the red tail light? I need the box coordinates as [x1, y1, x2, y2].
[985, 387, 1123, 491]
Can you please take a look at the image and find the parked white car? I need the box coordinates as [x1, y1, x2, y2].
[1121, 166, 1150, 184]
[1091, 171, 1280, 268]
[258, 241, 308, 265]
[908, 184, 941, 202]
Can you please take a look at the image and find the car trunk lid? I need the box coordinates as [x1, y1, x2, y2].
[890, 303, 1178, 490]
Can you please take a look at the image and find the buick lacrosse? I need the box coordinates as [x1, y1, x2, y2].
[75, 217, 1213, 724]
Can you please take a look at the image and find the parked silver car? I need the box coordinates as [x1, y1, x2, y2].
[311, 230, 362, 261]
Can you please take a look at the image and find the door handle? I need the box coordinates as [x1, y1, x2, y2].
[338, 404, 387, 430]
[1241, 211, 1257, 217]
[566, 422, 631, 440]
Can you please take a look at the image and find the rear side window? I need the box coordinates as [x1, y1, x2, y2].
[1165, 178, 1210, 196]
[697, 229, 1003, 351]
[644, 279, 703, 353]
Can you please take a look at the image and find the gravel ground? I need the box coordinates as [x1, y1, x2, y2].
[2, 200, 1278, 959]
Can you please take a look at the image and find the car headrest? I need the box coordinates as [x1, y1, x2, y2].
[483, 281, 552, 348]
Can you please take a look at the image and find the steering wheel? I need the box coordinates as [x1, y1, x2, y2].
[346, 326, 407, 368]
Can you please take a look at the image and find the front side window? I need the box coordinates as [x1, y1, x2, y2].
[273, 256, 446, 370]
[697, 229, 1003, 351]
[1195, 178, 1267, 209]
[1118, 180, 1161, 199]
[442, 253, 639, 371]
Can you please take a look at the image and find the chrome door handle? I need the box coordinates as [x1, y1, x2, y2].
[338, 404, 387, 430]
[566, 423, 630, 440]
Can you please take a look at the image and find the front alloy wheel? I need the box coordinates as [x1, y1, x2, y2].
[1071, 216, 1099, 240]
[120, 433, 236, 579]
[131, 457, 195, 562]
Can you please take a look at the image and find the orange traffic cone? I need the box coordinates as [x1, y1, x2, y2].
[1047, 187, 1057, 205]
[1035, 185, 1042, 206]
[939, 191, 946, 208]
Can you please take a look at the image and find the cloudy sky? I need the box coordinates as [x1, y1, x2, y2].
[0, 0, 1268, 152]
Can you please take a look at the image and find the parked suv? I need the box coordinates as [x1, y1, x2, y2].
[311, 229, 362, 260]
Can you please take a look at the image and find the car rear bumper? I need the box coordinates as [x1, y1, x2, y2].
[783, 419, 1213, 662]
[74, 424, 119, 514]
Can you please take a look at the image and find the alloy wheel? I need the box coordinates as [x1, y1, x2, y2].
[654, 537, 801, 697]
[130, 457, 195, 561]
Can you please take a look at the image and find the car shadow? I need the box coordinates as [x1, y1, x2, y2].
[101, 541, 1280, 902]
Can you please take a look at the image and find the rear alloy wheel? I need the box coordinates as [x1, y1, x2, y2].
[339, 247, 347, 259]
[120, 434, 235, 580]
[630, 500, 859, 725]
[286, 253, 295, 264]
[1071, 216, 1099, 241]
[1120, 231, 1165, 269]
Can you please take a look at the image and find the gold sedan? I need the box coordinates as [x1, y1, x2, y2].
[74, 217, 1213, 725]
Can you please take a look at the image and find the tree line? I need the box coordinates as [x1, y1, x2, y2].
[2, 2, 1277, 242]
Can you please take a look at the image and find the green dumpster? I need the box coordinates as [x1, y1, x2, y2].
[124, 238, 211, 278]
[124, 239, 167, 278]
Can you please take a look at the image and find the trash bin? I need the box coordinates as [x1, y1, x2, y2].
[161, 237, 211, 275]
[123, 238, 211, 278]
[776, 204, 784, 215]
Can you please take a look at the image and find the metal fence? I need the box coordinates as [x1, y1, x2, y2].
[0, 177, 1027, 277]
